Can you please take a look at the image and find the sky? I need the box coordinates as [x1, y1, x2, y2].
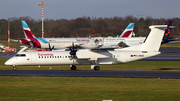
[1, 0, 180, 20]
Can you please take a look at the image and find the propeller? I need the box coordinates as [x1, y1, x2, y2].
[69, 42, 78, 59]
[49, 43, 54, 51]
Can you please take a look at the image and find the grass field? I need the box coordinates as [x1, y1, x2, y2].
[0, 77, 180, 101]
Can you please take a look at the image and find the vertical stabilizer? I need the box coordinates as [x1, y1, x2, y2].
[141, 25, 167, 51]
[118, 25, 168, 52]
[119, 23, 134, 38]
[164, 20, 173, 38]
[21, 21, 35, 39]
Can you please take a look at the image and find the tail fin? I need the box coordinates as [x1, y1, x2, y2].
[119, 23, 134, 38]
[164, 20, 173, 38]
[21, 21, 35, 40]
[141, 25, 167, 51]
[119, 25, 169, 52]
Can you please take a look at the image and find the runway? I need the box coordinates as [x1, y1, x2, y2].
[142, 47, 180, 61]
[1, 70, 180, 79]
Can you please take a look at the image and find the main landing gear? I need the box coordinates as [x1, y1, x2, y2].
[91, 65, 100, 71]
[70, 65, 100, 71]
[70, 65, 76, 70]
[94, 66, 100, 71]
[91, 60, 100, 71]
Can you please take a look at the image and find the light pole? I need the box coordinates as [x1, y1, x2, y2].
[8, 20, 10, 47]
[36, 2, 47, 38]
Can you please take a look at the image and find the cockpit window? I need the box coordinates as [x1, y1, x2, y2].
[15, 54, 26, 57]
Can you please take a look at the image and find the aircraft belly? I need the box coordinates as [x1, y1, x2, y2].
[74, 59, 91, 65]
[98, 58, 114, 64]
[74, 58, 115, 65]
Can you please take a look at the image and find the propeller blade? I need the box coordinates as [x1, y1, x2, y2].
[48, 43, 54, 51]
[48, 43, 51, 51]
[69, 42, 78, 59]
[72, 42, 74, 51]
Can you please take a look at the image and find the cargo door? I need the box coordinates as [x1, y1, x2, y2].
[31, 53, 36, 64]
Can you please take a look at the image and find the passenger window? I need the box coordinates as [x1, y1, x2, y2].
[57, 56, 59, 58]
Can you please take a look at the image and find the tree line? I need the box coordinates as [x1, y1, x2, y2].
[0, 16, 179, 40]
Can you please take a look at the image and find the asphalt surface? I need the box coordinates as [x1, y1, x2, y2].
[0, 47, 180, 78]
[142, 47, 180, 61]
[0, 70, 180, 79]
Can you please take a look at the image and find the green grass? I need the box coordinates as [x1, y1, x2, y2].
[0, 77, 180, 101]
[161, 42, 180, 47]
[0, 41, 21, 48]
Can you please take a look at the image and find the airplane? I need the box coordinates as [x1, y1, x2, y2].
[93, 20, 176, 48]
[161, 21, 177, 43]
[0, 44, 16, 53]
[5, 25, 172, 70]
[92, 23, 135, 47]
[19, 21, 99, 50]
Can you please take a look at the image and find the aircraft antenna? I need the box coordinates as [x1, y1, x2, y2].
[36, 2, 47, 38]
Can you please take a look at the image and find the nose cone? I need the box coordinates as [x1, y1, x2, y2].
[5, 58, 14, 65]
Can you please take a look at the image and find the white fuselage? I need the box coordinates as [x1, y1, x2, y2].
[92, 37, 145, 48]
[33, 38, 99, 49]
[5, 49, 160, 66]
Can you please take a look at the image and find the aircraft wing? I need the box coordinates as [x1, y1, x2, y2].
[90, 48, 115, 52]
[66, 44, 85, 49]
[0, 44, 6, 49]
[76, 49, 110, 60]
[10, 39, 20, 42]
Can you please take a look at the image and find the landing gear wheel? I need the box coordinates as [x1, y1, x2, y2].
[13, 66, 16, 70]
[94, 66, 100, 71]
[71, 65, 76, 70]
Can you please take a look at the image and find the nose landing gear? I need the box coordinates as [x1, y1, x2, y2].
[13, 66, 16, 70]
